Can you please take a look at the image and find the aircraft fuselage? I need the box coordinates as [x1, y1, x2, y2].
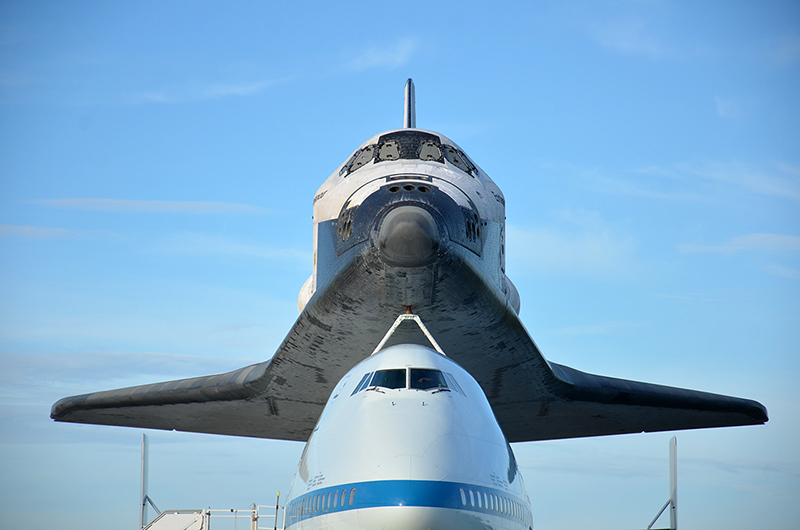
[284, 344, 533, 530]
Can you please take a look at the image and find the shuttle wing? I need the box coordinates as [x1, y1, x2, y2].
[52, 260, 768, 442]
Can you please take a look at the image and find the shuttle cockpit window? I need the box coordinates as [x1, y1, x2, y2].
[443, 145, 476, 176]
[410, 368, 449, 391]
[370, 369, 406, 390]
[340, 132, 478, 177]
[418, 140, 442, 161]
[340, 145, 376, 177]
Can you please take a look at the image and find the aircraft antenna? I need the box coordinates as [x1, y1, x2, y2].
[403, 78, 416, 128]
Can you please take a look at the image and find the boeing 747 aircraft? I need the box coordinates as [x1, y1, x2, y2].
[52, 80, 767, 530]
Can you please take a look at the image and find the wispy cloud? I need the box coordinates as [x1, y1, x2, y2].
[679, 233, 800, 254]
[584, 15, 664, 58]
[345, 38, 417, 72]
[27, 199, 269, 214]
[551, 321, 645, 336]
[654, 292, 721, 303]
[506, 209, 636, 278]
[714, 96, 751, 120]
[555, 161, 800, 203]
[126, 78, 285, 105]
[0, 224, 119, 240]
[549, 163, 702, 201]
[764, 264, 800, 279]
[666, 161, 800, 202]
[0, 350, 259, 396]
[153, 233, 310, 262]
[0, 69, 34, 87]
[766, 33, 800, 66]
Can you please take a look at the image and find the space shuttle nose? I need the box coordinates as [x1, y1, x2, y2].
[377, 205, 440, 267]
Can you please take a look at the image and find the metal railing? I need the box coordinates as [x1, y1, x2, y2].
[144, 503, 285, 530]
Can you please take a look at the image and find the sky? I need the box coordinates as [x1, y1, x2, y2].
[1, 1, 798, 529]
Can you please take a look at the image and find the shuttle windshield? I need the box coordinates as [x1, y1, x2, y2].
[340, 131, 477, 177]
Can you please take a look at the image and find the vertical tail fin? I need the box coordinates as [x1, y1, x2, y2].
[404, 78, 416, 128]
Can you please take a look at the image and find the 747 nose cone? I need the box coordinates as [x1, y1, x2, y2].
[377, 206, 440, 267]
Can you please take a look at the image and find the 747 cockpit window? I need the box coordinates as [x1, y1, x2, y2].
[350, 371, 374, 395]
[351, 367, 458, 395]
[370, 369, 406, 389]
[410, 368, 448, 391]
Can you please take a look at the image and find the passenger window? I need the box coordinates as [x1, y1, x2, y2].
[333, 490, 338, 508]
[477, 491, 482, 508]
[327, 491, 331, 509]
[351, 372, 374, 395]
[483, 492, 488, 509]
[341, 489, 347, 507]
[371, 369, 406, 389]
[469, 490, 475, 507]
[410, 368, 448, 390]
[460, 488, 467, 506]
[349, 487, 356, 505]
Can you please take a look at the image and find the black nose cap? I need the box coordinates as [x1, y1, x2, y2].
[377, 206, 440, 267]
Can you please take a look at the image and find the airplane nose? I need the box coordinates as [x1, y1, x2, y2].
[377, 206, 440, 266]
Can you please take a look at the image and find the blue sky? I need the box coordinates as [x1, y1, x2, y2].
[1, 1, 798, 528]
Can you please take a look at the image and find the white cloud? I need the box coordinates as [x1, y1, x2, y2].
[714, 96, 751, 120]
[0, 224, 119, 240]
[764, 264, 800, 279]
[0, 69, 34, 87]
[577, 161, 800, 203]
[654, 293, 721, 303]
[202, 80, 277, 98]
[679, 233, 800, 254]
[554, 163, 702, 201]
[677, 161, 800, 202]
[0, 350, 258, 388]
[126, 78, 284, 105]
[767, 33, 800, 66]
[506, 210, 635, 278]
[153, 233, 310, 263]
[0, 224, 79, 239]
[27, 199, 269, 214]
[346, 38, 417, 72]
[584, 15, 664, 58]
[551, 321, 645, 336]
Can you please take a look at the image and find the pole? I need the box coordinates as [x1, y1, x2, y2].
[140, 434, 149, 529]
[669, 436, 677, 530]
[274, 492, 280, 530]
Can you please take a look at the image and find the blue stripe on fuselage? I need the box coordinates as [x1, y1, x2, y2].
[285, 480, 531, 526]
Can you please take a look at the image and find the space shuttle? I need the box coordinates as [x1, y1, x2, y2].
[52, 80, 767, 530]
